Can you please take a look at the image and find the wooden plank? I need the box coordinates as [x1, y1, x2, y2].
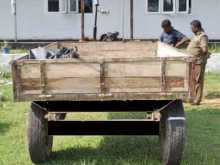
[46, 63, 100, 78]
[166, 77, 185, 89]
[20, 63, 41, 79]
[20, 78, 41, 90]
[45, 42, 58, 49]
[106, 77, 161, 88]
[20, 77, 186, 95]
[16, 92, 189, 102]
[60, 41, 157, 51]
[20, 78, 100, 94]
[166, 61, 187, 77]
[100, 62, 107, 93]
[17, 56, 192, 64]
[161, 58, 166, 91]
[105, 77, 185, 93]
[109, 88, 161, 93]
[22, 90, 42, 95]
[11, 61, 20, 101]
[47, 78, 100, 94]
[40, 62, 47, 94]
[106, 61, 161, 77]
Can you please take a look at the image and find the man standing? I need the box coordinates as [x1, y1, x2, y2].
[160, 19, 189, 48]
[187, 20, 210, 105]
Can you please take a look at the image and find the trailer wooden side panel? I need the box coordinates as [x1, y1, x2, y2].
[12, 57, 192, 102]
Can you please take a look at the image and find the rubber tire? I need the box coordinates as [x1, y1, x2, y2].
[160, 100, 186, 165]
[27, 103, 53, 163]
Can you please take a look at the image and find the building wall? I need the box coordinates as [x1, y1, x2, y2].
[0, 1, 15, 40]
[0, 0, 219, 40]
[16, 0, 130, 40]
[133, 0, 220, 40]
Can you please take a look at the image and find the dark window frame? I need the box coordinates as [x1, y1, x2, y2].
[78, 0, 93, 13]
[48, 0, 59, 12]
[147, 0, 160, 13]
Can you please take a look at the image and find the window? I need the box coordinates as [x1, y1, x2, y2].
[48, 0, 59, 12]
[147, 0, 159, 13]
[146, 0, 191, 14]
[163, 0, 175, 12]
[78, 0, 93, 13]
[47, 0, 67, 13]
[47, 0, 93, 13]
[178, 0, 187, 12]
[69, 0, 78, 12]
[178, 0, 191, 13]
[59, 0, 67, 12]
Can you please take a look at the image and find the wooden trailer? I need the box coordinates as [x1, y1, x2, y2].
[12, 41, 198, 165]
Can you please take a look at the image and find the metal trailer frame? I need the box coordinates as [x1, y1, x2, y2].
[33, 100, 172, 136]
[27, 99, 186, 165]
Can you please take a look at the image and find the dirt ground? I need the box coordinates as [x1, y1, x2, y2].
[202, 98, 220, 108]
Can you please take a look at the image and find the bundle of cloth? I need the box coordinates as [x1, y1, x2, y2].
[30, 46, 79, 60]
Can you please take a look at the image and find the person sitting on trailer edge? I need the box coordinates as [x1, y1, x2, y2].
[160, 19, 189, 48]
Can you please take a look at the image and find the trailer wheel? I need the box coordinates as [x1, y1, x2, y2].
[160, 100, 186, 165]
[27, 102, 53, 163]
[55, 113, 67, 120]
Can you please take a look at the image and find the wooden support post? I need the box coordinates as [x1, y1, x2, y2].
[130, 0, 134, 39]
[161, 58, 167, 91]
[40, 62, 47, 95]
[81, 0, 85, 40]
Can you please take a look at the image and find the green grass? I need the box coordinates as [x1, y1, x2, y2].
[1, 74, 220, 165]
[204, 73, 220, 98]
[209, 43, 220, 53]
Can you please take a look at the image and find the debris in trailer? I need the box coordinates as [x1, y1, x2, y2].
[100, 32, 121, 41]
[30, 47, 80, 59]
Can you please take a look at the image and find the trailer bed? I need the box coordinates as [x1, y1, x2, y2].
[12, 41, 194, 102]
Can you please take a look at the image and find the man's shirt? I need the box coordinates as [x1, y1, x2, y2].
[160, 28, 186, 46]
[187, 30, 209, 57]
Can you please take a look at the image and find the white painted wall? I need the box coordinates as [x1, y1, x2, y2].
[0, 0, 219, 40]
[0, 1, 15, 40]
[134, 0, 220, 39]
[15, 0, 130, 40]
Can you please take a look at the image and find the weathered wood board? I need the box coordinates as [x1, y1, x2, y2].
[12, 41, 195, 102]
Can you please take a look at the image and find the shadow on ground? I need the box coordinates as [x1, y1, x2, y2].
[50, 136, 160, 165]
[0, 122, 10, 135]
[43, 112, 161, 165]
[39, 107, 220, 165]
